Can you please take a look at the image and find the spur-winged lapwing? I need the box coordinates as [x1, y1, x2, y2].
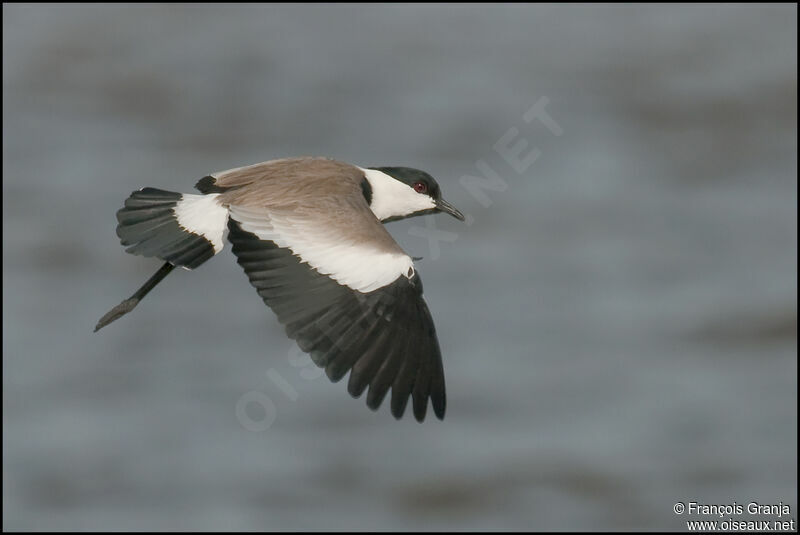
[95, 157, 465, 421]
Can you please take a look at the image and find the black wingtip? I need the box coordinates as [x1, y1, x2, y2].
[390, 392, 410, 420]
[409, 399, 445, 422]
[366, 384, 390, 413]
[433, 398, 446, 421]
[412, 392, 429, 422]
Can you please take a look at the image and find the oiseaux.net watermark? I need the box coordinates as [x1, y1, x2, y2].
[674, 501, 795, 532]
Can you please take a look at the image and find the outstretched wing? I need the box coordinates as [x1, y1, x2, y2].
[218, 160, 446, 420]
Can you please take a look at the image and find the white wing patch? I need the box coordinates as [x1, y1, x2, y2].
[230, 206, 414, 293]
[173, 193, 229, 253]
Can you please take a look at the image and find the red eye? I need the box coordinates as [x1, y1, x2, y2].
[413, 182, 428, 194]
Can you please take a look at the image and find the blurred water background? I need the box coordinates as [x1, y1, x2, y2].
[3, 4, 797, 531]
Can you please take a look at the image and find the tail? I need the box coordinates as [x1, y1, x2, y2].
[95, 188, 229, 332]
[116, 188, 229, 269]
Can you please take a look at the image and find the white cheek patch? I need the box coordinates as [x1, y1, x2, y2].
[173, 193, 229, 253]
[360, 168, 437, 221]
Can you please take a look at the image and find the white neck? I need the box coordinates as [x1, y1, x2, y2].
[360, 168, 436, 221]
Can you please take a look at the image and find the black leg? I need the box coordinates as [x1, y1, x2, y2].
[94, 262, 176, 332]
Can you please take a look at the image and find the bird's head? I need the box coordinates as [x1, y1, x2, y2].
[362, 166, 465, 223]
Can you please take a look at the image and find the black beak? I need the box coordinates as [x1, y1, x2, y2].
[436, 198, 466, 221]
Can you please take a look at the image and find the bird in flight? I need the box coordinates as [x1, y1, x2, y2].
[95, 157, 465, 421]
